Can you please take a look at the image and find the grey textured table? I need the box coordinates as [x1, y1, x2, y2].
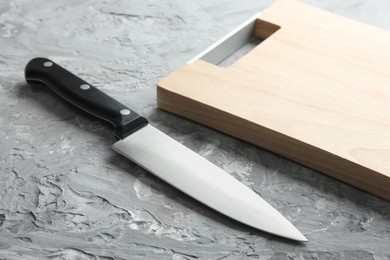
[1, 0, 390, 259]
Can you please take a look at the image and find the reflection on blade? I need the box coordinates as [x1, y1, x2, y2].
[112, 124, 307, 241]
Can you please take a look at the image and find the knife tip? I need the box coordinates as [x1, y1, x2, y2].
[270, 224, 308, 242]
[289, 232, 308, 242]
[298, 235, 309, 242]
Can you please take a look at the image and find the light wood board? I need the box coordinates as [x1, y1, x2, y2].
[157, 0, 390, 201]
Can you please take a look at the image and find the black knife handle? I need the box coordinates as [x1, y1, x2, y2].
[25, 57, 148, 139]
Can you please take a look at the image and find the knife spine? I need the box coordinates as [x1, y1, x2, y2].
[24, 57, 148, 139]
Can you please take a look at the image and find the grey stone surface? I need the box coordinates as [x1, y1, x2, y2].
[0, 0, 389, 259]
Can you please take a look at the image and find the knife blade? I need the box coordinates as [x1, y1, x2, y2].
[24, 57, 307, 242]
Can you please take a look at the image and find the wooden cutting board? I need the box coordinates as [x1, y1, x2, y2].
[157, 0, 390, 201]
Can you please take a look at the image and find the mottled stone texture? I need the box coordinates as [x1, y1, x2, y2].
[0, 0, 389, 259]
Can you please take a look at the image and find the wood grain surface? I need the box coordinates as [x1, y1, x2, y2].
[157, 0, 390, 200]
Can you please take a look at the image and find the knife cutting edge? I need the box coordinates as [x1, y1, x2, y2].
[24, 57, 307, 242]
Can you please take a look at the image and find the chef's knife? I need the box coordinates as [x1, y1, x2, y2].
[25, 57, 307, 242]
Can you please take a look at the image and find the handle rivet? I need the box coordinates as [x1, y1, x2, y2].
[120, 109, 131, 115]
[43, 61, 53, 67]
[80, 84, 90, 90]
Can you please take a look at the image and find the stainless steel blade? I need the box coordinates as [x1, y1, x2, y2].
[112, 124, 307, 241]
